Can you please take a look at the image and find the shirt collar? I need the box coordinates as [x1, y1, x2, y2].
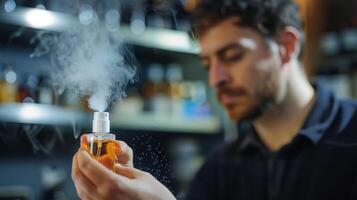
[237, 123, 265, 153]
[299, 83, 339, 144]
[238, 83, 339, 152]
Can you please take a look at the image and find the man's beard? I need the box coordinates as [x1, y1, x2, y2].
[237, 97, 271, 122]
[218, 87, 273, 122]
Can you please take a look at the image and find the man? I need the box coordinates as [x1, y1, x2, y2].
[72, 0, 357, 199]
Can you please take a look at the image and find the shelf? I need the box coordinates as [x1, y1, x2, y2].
[117, 26, 199, 54]
[0, 103, 89, 126]
[0, 7, 199, 54]
[0, 103, 221, 134]
[110, 113, 221, 134]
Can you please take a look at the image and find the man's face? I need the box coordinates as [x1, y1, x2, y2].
[199, 17, 283, 121]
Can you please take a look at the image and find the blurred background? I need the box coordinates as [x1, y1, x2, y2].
[0, 0, 356, 199]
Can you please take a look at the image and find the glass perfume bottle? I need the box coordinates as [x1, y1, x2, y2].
[81, 112, 119, 171]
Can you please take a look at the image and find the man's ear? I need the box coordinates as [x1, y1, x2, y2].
[277, 27, 301, 64]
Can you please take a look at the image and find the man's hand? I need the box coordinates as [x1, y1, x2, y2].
[72, 137, 176, 200]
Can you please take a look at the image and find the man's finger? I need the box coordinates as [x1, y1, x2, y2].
[72, 152, 98, 200]
[74, 150, 132, 199]
[76, 149, 115, 186]
[115, 140, 133, 167]
[98, 154, 115, 170]
[80, 134, 89, 150]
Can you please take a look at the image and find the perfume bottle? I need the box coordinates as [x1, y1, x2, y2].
[81, 112, 119, 171]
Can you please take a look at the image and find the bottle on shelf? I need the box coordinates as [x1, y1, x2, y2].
[166, 63, 184, 117]
[0, 64, 18, 104]
[145, 0, 173, 29]
[141, 63, 170, 116]
[190, 81, 211, 118]
[37, 74, 54, 104]
[13, 72, 55, 104]
[179, 79, 211, 119]
[16, 73, 30, 103]
[24, 74, 39, 103]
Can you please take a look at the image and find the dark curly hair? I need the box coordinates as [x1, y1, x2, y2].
[190, 0, 303, 39]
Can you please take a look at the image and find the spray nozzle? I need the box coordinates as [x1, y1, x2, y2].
[92, 112, 110, 133]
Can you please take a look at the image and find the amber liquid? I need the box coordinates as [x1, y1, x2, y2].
[82, 138, 118, 171]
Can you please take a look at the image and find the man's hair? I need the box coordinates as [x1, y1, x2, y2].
[190, 0, 303, 39]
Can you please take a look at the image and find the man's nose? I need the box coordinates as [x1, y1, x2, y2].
[209, 62, 230, 88]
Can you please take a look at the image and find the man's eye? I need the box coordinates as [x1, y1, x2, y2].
[222, 53, 243, 63]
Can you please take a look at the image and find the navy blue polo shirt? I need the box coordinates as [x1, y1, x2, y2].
[185, 84, 357, 200]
